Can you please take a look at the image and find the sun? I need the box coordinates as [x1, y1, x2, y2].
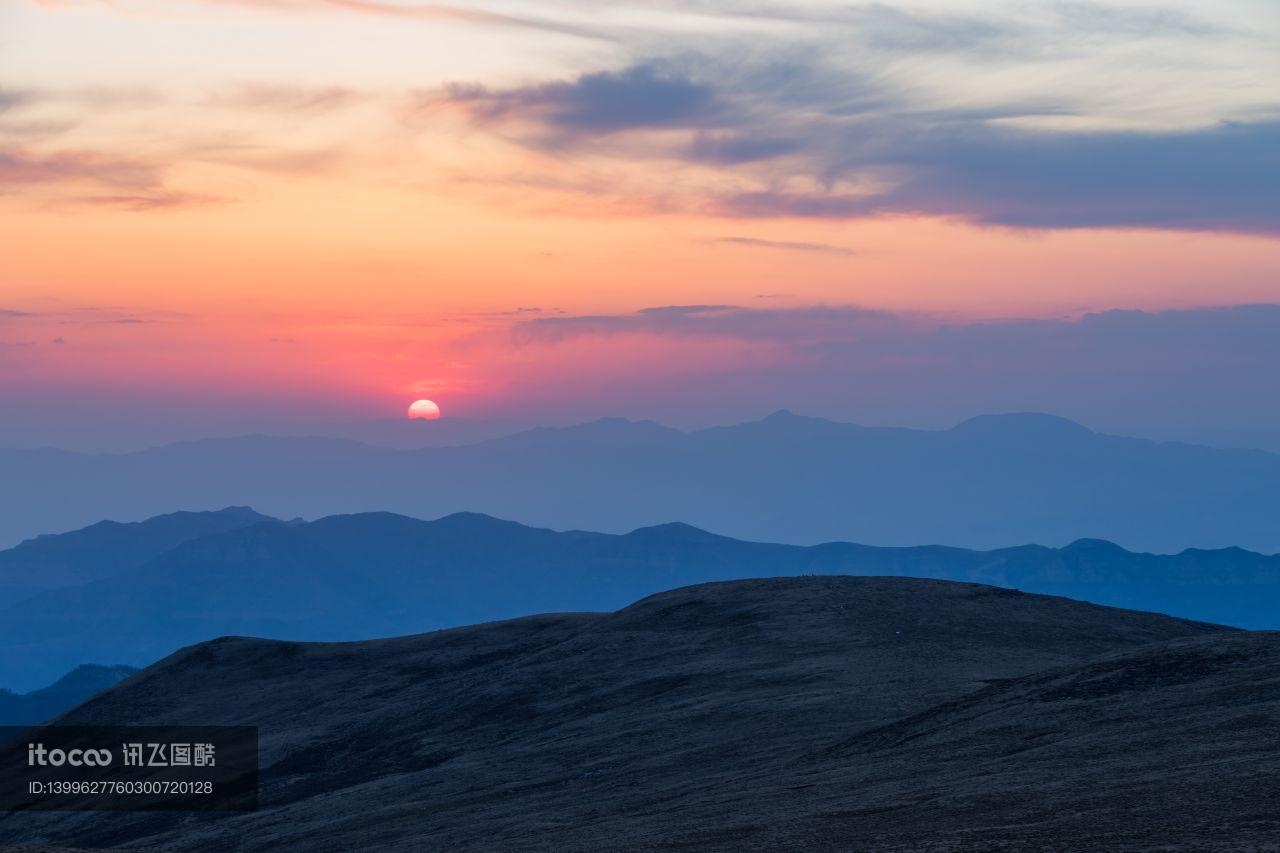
[407, 399, 441, 420]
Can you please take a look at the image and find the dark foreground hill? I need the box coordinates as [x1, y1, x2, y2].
[4, 577, 1274, 851]
[3, 510, 1279, 691]
[5, 410, 1280, 553]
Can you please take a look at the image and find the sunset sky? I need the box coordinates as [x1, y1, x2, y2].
[3, 0, 1279, 447]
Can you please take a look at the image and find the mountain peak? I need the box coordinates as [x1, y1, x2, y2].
[710, 409, 848, 434]
[429, 511, 543, 533]
[624, 521, 730, 544]
[757, 408, 839, 425]
[306, 511, 527, 535]
[951, 412, 1094, 438]
[1063, 538, 1131, 555]
[214, 505, 262, 517]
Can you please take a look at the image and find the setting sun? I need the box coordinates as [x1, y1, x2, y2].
[407, 399, 442, 421]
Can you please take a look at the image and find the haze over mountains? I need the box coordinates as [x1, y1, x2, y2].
[4, 411, 1280, 553]
[6, 577, 1275, 851]
[0, 507, 276, 609]
[0, 415, 538, 455]
[2, 508, 1278, 692]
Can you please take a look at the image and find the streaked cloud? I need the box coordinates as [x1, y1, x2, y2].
[714, 236, 856, 255]
[72, 192, 222, 210]
[433, 53, 1280, 234]
[714, 117, 1280, 233]
[742, 1, 1231, 48]
[20, 0, 1279, 234]
[435, 63, 719, 137]
[0, 90, 37, 113]
[504, 303, 1280, 446]
[515, 304, 904, 343]
[32, 0, 606, 39]
[203, 84, 364, 113]
[0, 147, 159, 188]
[0, 147, 226, 211]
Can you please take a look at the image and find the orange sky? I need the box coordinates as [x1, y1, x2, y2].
[3, 0, 1280, 430]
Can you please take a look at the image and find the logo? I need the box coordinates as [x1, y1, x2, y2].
[27, 743, 113, 767]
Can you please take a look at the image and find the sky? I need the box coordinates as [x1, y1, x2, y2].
[2, 0, 1279, 449]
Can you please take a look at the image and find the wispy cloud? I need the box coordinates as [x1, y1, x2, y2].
[319, 0, 606, 40]
[513, 303, 1280, 364]
[0, 147, 158, 188]
[203, 83, 364, 113]
[0, 90, 36, 113]
[430, 52, 1280, 235]
[0, 146, 226, 211]
[714, 236, 856, 255]
[1049, 1, 1228, 38]
[504, 302, 1280, 442]
[18, 1, 1278, 236]
[514, 304, 904, 343]
[182, 140, 344, 175]
[72, 191, 223, 210]
[719, 118, 1280, 233]
[33, 0, 606, 39]
[433, 63, 720, 138]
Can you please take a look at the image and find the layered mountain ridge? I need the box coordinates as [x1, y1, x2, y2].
[2, 508, 1278, 691]
[4, 411, 1280, 553]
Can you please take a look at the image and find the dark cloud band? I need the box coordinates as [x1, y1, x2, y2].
[431, 54, 1280, 235]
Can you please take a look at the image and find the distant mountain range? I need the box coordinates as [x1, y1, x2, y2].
[1, 507, 1277, 691]
[7, 577, 1274, 851]
[0, 664, 137, 727]
[3, 411, 1279, 553]
[0, 506, 276, 608]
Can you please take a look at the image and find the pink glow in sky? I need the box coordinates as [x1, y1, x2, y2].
[2, 0, 1279, 444]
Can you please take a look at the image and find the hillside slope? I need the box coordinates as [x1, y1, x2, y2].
[2, 577, 1260, 851]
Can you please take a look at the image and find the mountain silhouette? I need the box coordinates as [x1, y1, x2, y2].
[3, 412, 1280, 553]
[0, 506, 276, 608]
[1, 510, 1277, 691]
[5, 577, 1272, 851]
